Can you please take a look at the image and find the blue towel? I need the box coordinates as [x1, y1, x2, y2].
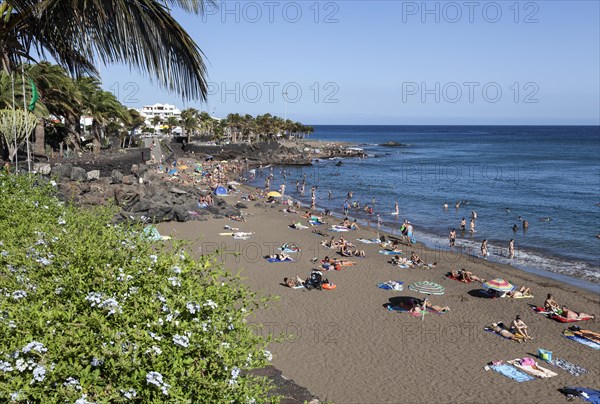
[379, 250, 403, 255]
[564, 387, 600, 404]
[267, 258, 294, 263]
[490, 364, 535, 382]
[565, 335, 600, 350]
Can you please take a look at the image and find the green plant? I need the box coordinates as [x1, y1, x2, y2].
[0, 173, 277, 403]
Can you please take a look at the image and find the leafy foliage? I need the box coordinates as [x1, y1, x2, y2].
[0, 173, 277, 403]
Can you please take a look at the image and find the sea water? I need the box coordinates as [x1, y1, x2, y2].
[249, 126, 600, 287]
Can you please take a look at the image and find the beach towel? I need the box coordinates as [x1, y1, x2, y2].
[377, 281, 404, 291]
[379, 250, 403, 255]
[507, 358, 558, 378]
[575, 330, 600, 344]
[483, 326, 524, 342]
[550, 313, 594, 323]
[267, 257, 294, 263]
[398, 264, 410, 269]
[386, 305, 410, 312]
[357, 238, 380, 244]
[291, 223, 309, 229]
[278, 248, 299, 254]
[564, 334, 600, 350]
[446, 273, 471, 283]
[549, 358, 587, 376]
[329, 226, 349, 232]
[509, 294, 535, 299]
[489, 363, 535, 383]
[560, 387, 600, 404]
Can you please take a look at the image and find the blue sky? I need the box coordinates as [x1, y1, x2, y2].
[99, 1, 600, 125]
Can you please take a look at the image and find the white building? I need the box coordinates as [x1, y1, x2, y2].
[138, 103, 182, 134]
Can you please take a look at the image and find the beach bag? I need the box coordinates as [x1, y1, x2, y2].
[538, 349, 552, 362]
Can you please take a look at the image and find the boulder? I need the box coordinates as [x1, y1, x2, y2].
[121, 175, 135, 185]
[111, 170, 124, 184]
[114, 187, 141, 209]
[235, 202, 248, 209]
[87, 170, 101, 181]
[52, 163, 72, 179]
[71, 167, 88, 182]
[34, 163, 52, 175]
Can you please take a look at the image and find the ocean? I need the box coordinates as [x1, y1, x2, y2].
[249, 126, 600, 287]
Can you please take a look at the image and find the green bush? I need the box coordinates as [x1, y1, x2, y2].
[0, 173, 276, 403]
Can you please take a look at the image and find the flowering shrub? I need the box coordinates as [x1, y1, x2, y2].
[0, 174, 276, 402]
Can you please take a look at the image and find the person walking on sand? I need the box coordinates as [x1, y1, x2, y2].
[460, 218, 466, 231]
[280, 184, 286, 197]
[481, 239, 488, 258]
[449, 229, 456, 247]
[508, 239, 515, 259]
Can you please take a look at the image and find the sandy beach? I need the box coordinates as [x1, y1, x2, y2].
[155, 181, 600, 403]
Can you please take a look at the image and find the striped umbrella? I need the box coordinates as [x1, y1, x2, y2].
[408, 281, 445, 295]
[482, 278, 515, 292]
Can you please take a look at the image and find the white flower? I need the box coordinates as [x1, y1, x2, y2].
[90, 357, 103, 367]
[146, 371, 163, 387]
[221, 342, 230, 349]
[0, 360, 13, 372]
[58, 217, 66, 225]
[31, 365, 46, 383]
[148, 331, 162, 341]
[22, 341, 47, 354]
[172, 266, 182, 274]
[168, 276, 181, 287]
[186, 302, 200, 314]
[50, 180, 57, 187]
[145, 345, 162, 356]
[63, 377, 82, 390]
[85, 292, 103, 307]
[263, 350, 273, 361]
[12, 290, 27, 300]
[36, 257, 51, 266]
[15, 359, 27, 372]
[99, 298, 122, 316]
[55, 287, 64, 295]
[173, 334, 190, 348]
[229, 367, 241, 386]
[121, 389, 137, 399]
[149, 254, 158, 263]
[74, 395, 94, 404]
[204, 299, 218, 309]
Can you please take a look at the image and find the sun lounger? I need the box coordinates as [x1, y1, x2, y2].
[507, 358, 558, 378]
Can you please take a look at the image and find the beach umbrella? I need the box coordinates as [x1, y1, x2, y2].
[267, 191, 282, 197]
[482, 278, 515, 293]
[408, 281, 445, 295]
[408, 281, 445, 321]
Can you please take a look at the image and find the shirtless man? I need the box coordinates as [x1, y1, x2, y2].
[469, 219, 475, 233]
[449, 229, 456, 247]
[460, 218, 466, 231]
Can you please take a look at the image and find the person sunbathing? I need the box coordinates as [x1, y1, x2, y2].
[302, 211, 312, 218]
[507, 286, 532, 298]
[284, 275, 304, 288]
[390, 240, 402, 252]
[392, 255, 413, 267]
[424, 300, 450, 313]
[491, 323, 523, 342]
[267, 253, 291, 261]
[561, 306, 594, 320]
[410, 252, 423, 265]
[349, 220, 360, 230]
[544, 294, 560, 313]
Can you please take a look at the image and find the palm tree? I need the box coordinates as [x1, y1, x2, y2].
[180, 108, 199, 142]
[165, 116, 179, 137]
[2, 1, 212, 100]
[150, 115, 162, 135]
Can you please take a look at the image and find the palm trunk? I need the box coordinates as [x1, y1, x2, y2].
[34, 118, 46, 156]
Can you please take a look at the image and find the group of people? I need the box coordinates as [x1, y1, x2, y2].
[544, 294, 594, 320]
[489, 315, 533, 342]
